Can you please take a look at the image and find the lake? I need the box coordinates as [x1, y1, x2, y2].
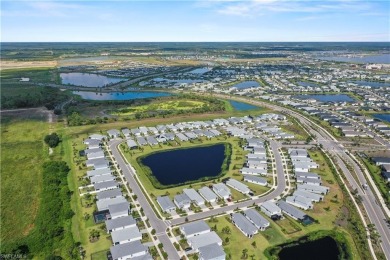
[349, 80, 390, 88]
[373, 114, 390, 123]
[318, 54, 390, 64]
[153, 78, 204, 84]
[73, 91, 172, 100]
[278, 236, 340, 260]
[141, 144, 226, 185]
[294, 94, 355, 103]
[61, 72, 124, 87]
[229, 100, 259, 111]
[188, 67, 212, 74]
[297, 81, 319, 87]
[232, 81, 260, 89]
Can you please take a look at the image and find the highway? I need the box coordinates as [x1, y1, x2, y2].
[214, 94, 390, 258]
[109, 140, 181, 260]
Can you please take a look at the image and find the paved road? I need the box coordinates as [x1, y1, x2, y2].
[170, 139, 286, 226]
[109, 140, 181, 260]
[214, 94, 390, 258]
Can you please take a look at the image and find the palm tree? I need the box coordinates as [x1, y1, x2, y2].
[242, 248, 248, 259]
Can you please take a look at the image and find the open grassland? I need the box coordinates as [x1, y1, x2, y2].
[0, 113, 48, 246]
[112, 99, 207, 115]
[0, 60, 57, 70]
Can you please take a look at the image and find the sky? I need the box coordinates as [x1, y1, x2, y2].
[1, 0, 389, 42]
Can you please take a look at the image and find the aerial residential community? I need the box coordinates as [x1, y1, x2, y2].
[1, 1, 390, 260]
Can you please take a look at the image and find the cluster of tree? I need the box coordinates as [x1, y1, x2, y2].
[1, 86, 68, 109]
[1, 161, 77, 259]
[44, 133, 61, 148]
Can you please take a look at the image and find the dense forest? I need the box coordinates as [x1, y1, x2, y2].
[1, 86, 68, 109]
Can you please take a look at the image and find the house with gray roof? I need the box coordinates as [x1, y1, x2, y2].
[260, 201, 282, 219]
[297, 184, 329, 194]
[176, 133, 189, 142]
[84, 147, 103, 155]
[293, 161, 319, 172]
[131, 128, 141, 136]
[84, 138, 101, 145]
[286, 195, 313, 210]
[107, 129, 121, 138]
[138, 126, 149, 135]
[212, 183, 231, 200]
[126, 139, 138, 149]
[146, 136, 158, 146]
[87, 168, 111, 178]
[97, 196, 127, 211]
[246, 159, 267, 169]
[136, 136, 148, 146]
[106, 215, 136, 233]
[121, 128, 131, 138]
[244, 175, 268, 186]
[295, 172, 321, 179]
[244, 209, 270, 231]
[199, 187, 218, 203]
[187, 231, 222, 250]
[277, 200, 308, 221]
[90, 174, 116, 184]
[156, 196, 176, 213]
[226, 179, 250, 194]
[231, 213, 258, 238]
[97, 188, 122, 201]
[296, 177, 322, 186]
[198, 243, 226, 260]
[108, 201, 130, 219]
[111, 226, 142, 245]
[294, 190, 323, 202]
[210, 129, 221, 136]
[94, 180, 119, 192]
[372, 157, 390, 166]
[174, 193, 191, 209]
[241, 167, 267, 176]
[110, 241, 149, 260]
[89, 134, 105, 140]
[87, 151, 105, 160]
[86, 158, 109, 169]
[180, 220, 210, 238]
[183, 188, 205, 206]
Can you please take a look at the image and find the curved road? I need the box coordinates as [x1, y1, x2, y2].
[213, 94, 390, 258]
[109, 137, 287, 259]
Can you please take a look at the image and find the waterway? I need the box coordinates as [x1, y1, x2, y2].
[318, 54, 390, 64]
[229, 100, 259, 111]
[73, 91, 172, 100]
[349, 80, 390, 88]
[141, 144, 226, 185]
[294, 94, 355, 103]
[373, 114, 390, 123]
[232, 81, 260, 89]
[61, 72, 124, 87]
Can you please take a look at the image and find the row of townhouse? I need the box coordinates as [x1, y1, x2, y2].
[81, 134, 152, 260]
[180, 220, 226, 260]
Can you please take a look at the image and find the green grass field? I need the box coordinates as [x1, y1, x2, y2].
[0, 114, 48, 246]
[112, 99, 207, 115]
